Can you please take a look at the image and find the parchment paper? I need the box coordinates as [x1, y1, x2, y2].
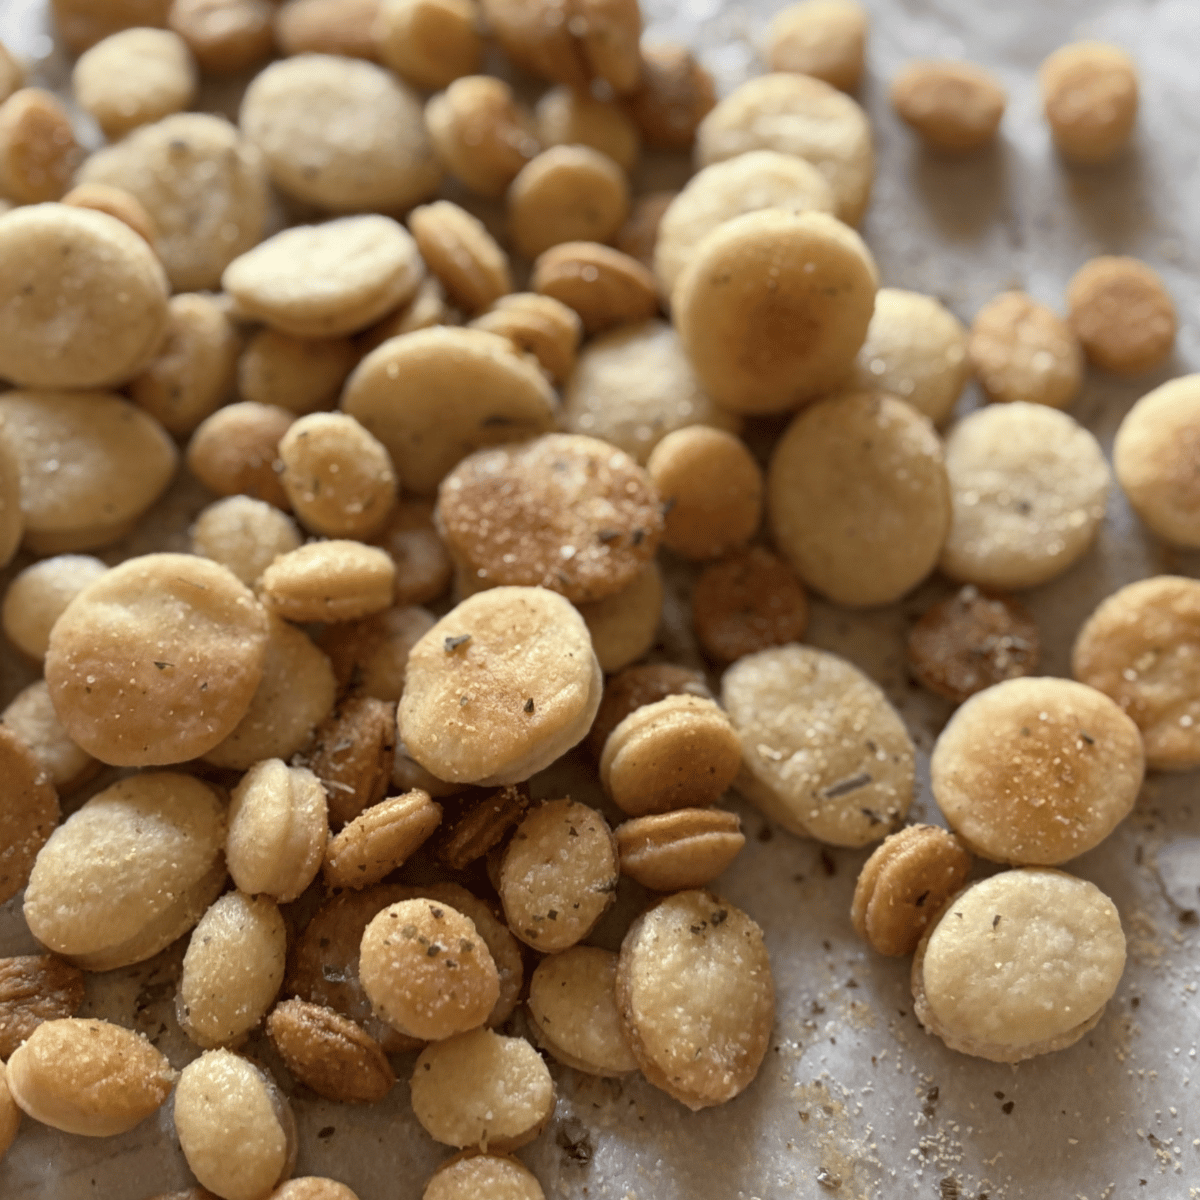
[0, 1, 1197, 1198]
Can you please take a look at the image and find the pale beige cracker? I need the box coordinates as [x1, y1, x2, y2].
[169, 0, 276, 74]
[258, 541, 396, 623]
[574, 559, 663, 673]
[409, 1027, 554, 1150]
[561, 319, 739, 464]
[375, 0, 483, 92]
[469, 292, 581, 387]
[72, 27, 196, 140]
[723, 644, 915, 847]
[46, 553, 269, 766]
[174, 1051, 296, 1200]
[191, 496, 303, 588]
[931, 676, 1143, 864]
[6, 1018, 174, 1137]
[425, 75, 538, 200]
[767, 0, 867, 91]
[0, 206, 169, 391]
[359, 898, 498, 1041]
[481, 0, 641, 95]
[695, 72, 874, 224]
[415, 881, 523, 1028]
[342, 327, 556, 497]
[177, 891, 287, 1049]
[913, 868, 1125, 1061]
[768, 390, 950, 607]
[275, 0, 382, 59]
[0, 681, 98, 794]
[536, 86, 639, 172]
[498, 798, 617, 951]
[223, 215, 424, 339]
[0, 89, 82, 204]
[968, 290, 1083, 410]
[271, 1179, 364, 1200]
[616, 890, 774, 1110]
[23, 772, 226, 972]
[1039, 41, 1138, 163]
[615, 807, 745, 893]
[531, 241, 657, 336]
[527, 946, 637, 1076]
[61, 181, 157, 246]
[409, 201, 512, 317]
[240, 54, 441, 212]
[938, 401, 1110, 590]
[186, 401, 294, 510]
[653, 150, 835, 303]
[853, 288, 970, 424]
[278, 412, 398, 540]
[2, 554, 108, 663]
[890, 60, 1006, 153]
[238, 329, 359, 417]
[1072, 574, 1200, 771]
[422, 1154, 544, 1200]
[1114, 374, 1200, 546]
[130, 292, 240, 436]
[203, 612, 337, 771]
[227, 760, 329, 904]
[674, 210, 877, 415]
[600, 694, 743, 816]
[508, 145, 629, 260]
[1067, 255, 1176, 376]
[0, 389, 177, 555]
[399, 587, 602, 785]
[851, 824, 972, 957]
[78, 111, 268, 293]
[648, 426, 762, 559]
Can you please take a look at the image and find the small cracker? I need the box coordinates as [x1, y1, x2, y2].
[437, 433, 663, 603]
[692, 546, 808, 664]
[907, 585, 1040, 703]
[850, 824, 971, 956]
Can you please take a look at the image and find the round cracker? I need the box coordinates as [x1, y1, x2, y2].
[342, 327, 556, 497]
[399, 586, 603, 786]
[436, 433, 663, 604]
[45, 553, 270, 766]
[930, 676, 1144, 864]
